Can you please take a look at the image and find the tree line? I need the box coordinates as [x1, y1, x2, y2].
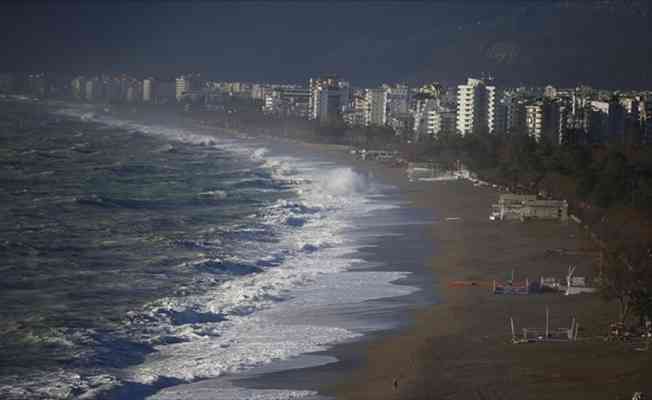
[418, 130, 652, 330]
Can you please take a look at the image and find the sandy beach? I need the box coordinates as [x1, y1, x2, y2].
[70, 105, 652, 399]
[215, 140, 651, 400]
[319, 159, 652, 400]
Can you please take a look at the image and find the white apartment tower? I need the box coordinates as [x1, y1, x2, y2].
[175, 76, 189, 102]
[71, 76, 85, 100]
[413, 96, 455, 140]
[85, 79, 96, 102]
[526, 103, 544, 141]
[143, 78, 154, 102]
[456, 78, 496, 136]
[364, 88, 387, 126]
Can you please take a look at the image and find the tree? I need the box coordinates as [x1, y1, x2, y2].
[598, 244, 635, 325]
[627, 245, 652, 327]
[590, 151, 627, 207]
[598, 242, 652, 327]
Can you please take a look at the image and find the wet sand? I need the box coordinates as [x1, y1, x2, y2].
[77, 106, 652, 399]
[323, 159, 652, 400]
[234, 143, 652, 400]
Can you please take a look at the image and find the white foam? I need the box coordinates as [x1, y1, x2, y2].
[251, 147, 269, 161]
[46, 103, 420, 398]
[197, 190, 227, 199]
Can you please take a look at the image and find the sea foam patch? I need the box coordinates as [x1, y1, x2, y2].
[38, 103, 421, 399]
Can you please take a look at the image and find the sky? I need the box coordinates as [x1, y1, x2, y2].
[1, 1, 650, 89]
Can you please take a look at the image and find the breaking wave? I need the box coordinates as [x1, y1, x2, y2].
[0, 103, 418, 399]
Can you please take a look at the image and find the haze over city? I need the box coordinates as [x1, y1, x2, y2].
[2, 1, 651, 88]
[1, 1, 652, 400]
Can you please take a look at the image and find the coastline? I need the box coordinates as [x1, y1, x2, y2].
[183, 136, 652, 399]
[142, 120, 440, 399]
[48, 101, 441, 399]
[52, 102, 652, 399]
[326, 166, 652, 399]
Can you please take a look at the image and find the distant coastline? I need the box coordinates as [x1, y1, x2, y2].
[12, 96, 652, 399]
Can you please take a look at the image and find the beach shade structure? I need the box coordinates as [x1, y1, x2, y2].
[510, 307, 580, 343]
[563, 265, 597, 295]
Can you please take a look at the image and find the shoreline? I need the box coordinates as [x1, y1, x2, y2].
[53, 101, 440, 399]
[180, 122, 652, 399]
[327, 168, 652, 399]
[53, 102, 652, 399]
[142, 120, 440, 399]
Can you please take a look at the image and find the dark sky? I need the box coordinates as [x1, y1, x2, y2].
[1, 1, 650, 88]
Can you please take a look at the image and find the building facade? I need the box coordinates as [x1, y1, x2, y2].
[263, 87, 311, 118]
[71, 76, 85, 100]
[143, 78, 154, 102]
[525, 100, 562, 143]
[364, 88, 387, 126]
[387, 84, 409, 116]
[456, 78, 496, 136]
[308, 76, 350, 123]
[175, 77, 188, 102]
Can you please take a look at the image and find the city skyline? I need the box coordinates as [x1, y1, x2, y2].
[1, 1, 651, 89]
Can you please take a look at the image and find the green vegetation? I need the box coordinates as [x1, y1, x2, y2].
[418, 131, 652, 329]
[418, 132, 652, 212]
[599, 242, 652, 328]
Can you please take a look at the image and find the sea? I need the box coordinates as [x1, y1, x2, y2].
[0, 99, 435, 399]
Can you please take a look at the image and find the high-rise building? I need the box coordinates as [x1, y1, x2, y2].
[71, 76, 85, 100]
[318, 89, 342, 123]
[364, 88, 387, 126]
[263, 94, 275, 113]
[588, 101, 609, 144]
[426, 106, 456, 140]
[126, 85, 137, 103]
[342, 91, 367, 127]
[413, 92, 437, 140]
[558, 102, 571, 144]
[85, 78, 99, 102]
[412, 88, 455, 141]
[456, 78, 496, 136]
[622, 97, 642, 145]
[494, 92, 528, 136]
[387, 84, 409, 116]
[544, 85, 557, 99]
[251, 84, 264, 100]
[176, 76, 188, 102]
[525, 100, 562, 143]
[309, 76, 345, 123]
[143, 78, 154, 102]
[525, 102, 544, 141]
[264, 87, 310, 118]
[309, 76, 336, 120]
[174, 74, 203, 102]
[494, 97, 508, 136]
